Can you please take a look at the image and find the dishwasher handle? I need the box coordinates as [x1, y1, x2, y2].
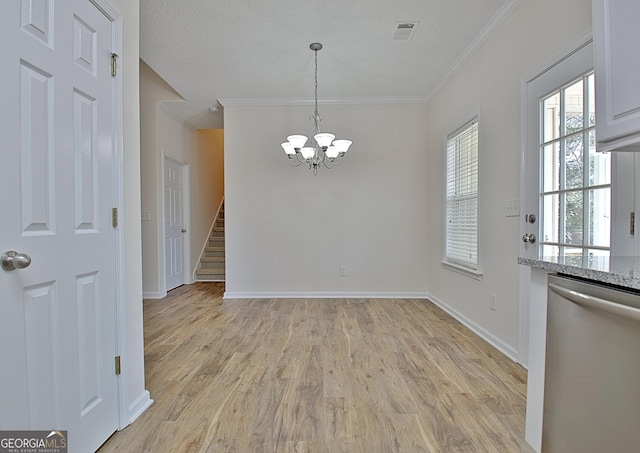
[549, 282, 640, 322]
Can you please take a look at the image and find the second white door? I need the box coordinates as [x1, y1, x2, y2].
[164, 157, 186, 291]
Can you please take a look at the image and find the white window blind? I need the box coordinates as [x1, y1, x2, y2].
[445, 119, 479, 270]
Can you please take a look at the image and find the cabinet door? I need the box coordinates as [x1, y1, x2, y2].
[593, 0, 640, 151]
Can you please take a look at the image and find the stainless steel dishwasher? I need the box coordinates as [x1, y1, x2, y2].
[543, 274, 640, 452]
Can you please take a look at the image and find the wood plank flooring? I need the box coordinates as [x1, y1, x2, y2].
[99, 282, 534, 452]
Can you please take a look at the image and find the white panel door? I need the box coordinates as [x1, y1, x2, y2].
[164, 158, 185, 291]
[0, 1, 119, 452]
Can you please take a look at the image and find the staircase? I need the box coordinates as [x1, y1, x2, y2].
[195, 203, 225, 281]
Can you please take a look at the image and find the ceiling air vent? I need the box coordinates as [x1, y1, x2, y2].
[393, 21, 419, 41]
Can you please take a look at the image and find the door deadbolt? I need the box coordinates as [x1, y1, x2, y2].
[527, 214, 536, 224]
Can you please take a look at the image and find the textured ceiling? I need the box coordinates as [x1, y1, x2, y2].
[140, 0, 515, 129]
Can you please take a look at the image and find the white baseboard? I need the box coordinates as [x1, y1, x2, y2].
[128, 390, 154, 425]
[143, 291, 167, 299]
[426, 291, 519, 362]
[223, 291, 429, 299]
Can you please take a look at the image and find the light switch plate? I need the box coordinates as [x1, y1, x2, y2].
[505, 199, 520, 217]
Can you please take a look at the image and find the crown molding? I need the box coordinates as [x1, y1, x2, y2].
[157, 102, 196, 130]
[427, 0, 525, 102]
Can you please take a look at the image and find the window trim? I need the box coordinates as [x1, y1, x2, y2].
[443, 111, 482, 279]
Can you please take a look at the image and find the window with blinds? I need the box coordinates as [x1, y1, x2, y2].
[445, 119, 479, 271]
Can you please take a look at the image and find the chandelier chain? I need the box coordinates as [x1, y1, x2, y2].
[314, 47, 319, 124]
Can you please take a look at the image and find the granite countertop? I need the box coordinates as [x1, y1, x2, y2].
[518, 255, 640, 290]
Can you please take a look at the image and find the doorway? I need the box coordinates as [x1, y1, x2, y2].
[164, 156, 190, 291]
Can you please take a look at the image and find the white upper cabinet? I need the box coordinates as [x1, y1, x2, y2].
[593, 0, 640, 151]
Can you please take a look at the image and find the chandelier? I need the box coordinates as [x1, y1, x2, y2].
[281, 43, 352, 175]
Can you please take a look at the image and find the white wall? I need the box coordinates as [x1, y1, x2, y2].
[140, 62, 225, 296]
[224, 103, 429, 297]
[140, 61, 183, 296]
[425, 0, 593, 357]
[109, 0, 151, 424]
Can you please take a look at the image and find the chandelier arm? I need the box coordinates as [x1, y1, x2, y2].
[288, 157, 303, 167]
[319, 153, 331, 168]
[321, 153, 344, 168]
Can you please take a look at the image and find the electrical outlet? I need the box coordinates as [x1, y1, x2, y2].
[505, 199, 520, 217]
[489, 293, 497, 311]
[340, 265, 348, 276]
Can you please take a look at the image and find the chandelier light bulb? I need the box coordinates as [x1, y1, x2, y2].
[287, 135, 308, 150]
[281, 142, 296, 156]
[325, 146, 339, 159]
[300, 147, 315, 160]
[332, 139, 352, 155]
[314, 133, 335, 149]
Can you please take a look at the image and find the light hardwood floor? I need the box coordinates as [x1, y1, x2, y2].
[99, 282, 534, 452]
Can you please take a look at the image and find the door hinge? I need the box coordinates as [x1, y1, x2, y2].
[110, 53, 118, 77]
[112, 208, 118, 228]
[115, 356, 121, 375]
[631, 212, 635, 236]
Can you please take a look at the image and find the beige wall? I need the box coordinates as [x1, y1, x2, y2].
[140, 62, 225, 296]
[425, 0, 592, 356]
[224, 102, 429, 296]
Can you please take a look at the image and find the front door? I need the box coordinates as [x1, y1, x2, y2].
[0, 1, 119, 451]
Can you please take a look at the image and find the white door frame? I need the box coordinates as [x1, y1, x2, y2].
[518, 31, 593, 367]
[90, 0, 129, 430]
[161, 154, 191, 292]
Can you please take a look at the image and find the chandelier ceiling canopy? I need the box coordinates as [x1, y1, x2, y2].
[281, 43, 352, 175]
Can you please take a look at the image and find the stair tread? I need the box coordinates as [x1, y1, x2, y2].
[197, 205, 225, 281]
